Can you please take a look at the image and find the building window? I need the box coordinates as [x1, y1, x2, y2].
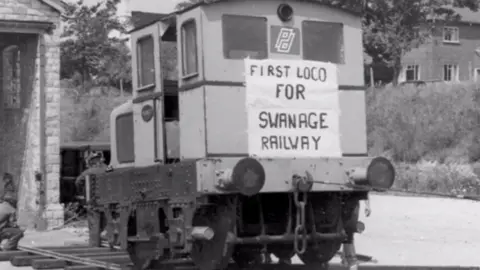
[136, 35, 155, 88]
[2, 45, 21, 109]
[116, 112, 135, 163]
[443, 64, 459, 81]
[303, 21, 344, 64]
[443, 27, 459, 43]
[405, 65, 419, 81]
[222, 15, 268, 59]
[181, 20, 198, 77]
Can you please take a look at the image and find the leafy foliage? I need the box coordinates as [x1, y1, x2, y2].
[60, 0, 132, 91]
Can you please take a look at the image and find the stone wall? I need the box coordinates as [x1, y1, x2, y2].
[0, 0, 63, 230]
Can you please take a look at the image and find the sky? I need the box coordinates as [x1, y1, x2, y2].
[65, 0, 182, 15]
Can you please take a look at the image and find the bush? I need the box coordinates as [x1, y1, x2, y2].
[368, 81, 480, 196]
[60, 82, 131, 143]
[394, 161, 480, 196]
[367, 82, 480, 163]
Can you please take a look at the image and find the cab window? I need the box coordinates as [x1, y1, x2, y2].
[222, 15, 267, 59]
[302, 21, 344, 64]
[181, 20, 198, 77]
[116, 112, 135, 163]
[137, 35, 155, 87]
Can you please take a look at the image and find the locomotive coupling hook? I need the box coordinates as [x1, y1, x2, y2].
[292, 171, 313, 192]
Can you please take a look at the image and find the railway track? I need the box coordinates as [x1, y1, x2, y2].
[0, 244, 130, 270]
[0, 244, 478, 270]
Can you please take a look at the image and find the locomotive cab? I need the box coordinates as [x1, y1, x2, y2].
[109, 13, 180, 169]
[96, 1, 396, 269]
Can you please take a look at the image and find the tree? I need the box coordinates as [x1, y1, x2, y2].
[363, 0, 480, 85]
[60, 0, 131, 91]
[96, 40, 132, 94]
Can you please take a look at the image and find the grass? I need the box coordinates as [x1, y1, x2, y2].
[367, 81, 480, 197]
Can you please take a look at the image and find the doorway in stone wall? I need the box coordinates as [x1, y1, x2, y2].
[0, 33, 38, 189]
[475, 68, 480, 82]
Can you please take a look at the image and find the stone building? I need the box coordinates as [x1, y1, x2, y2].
[0, 0, 64, 230]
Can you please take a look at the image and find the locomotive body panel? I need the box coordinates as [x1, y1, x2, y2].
[196, 156, 371, 193]
[203, 86, 368, 157]
[109, 101, 135, 169]
[176, 0, 368, 159]
[93, 161, 199, 205]
[201, 0, 363, 84]
[179, 87, 207, 159]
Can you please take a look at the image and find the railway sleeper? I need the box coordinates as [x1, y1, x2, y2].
[32, 254, 130, 270]
[10, 251, 128, 267]
[10, 250, 121, 266]
[0, 246, 112, 262]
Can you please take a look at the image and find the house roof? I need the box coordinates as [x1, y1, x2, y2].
[453, 7, 480, 24]
[428, 7, 480, 24]
[129, 11, 170, 33]
[40, 0, 67, 14]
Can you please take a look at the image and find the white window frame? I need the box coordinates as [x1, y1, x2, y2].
[443, 64, 459, 82]
[180, 19, 198, 79]
[136, 35, 155, 88]
[405, 65, 420, 81]
[443, 26, 459, 43]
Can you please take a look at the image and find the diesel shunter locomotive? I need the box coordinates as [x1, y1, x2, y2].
[83, 1, 396, 270]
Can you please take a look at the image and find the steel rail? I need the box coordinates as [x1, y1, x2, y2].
[17, 245, 123, 270]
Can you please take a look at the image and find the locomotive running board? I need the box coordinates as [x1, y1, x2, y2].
[335, 251, 377, 263]
[17, 245, 124, 270]
[326, 266, 480, 270]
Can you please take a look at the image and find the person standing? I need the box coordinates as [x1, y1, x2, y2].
[75, 151, 108, 196]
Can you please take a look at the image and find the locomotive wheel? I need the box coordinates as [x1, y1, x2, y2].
[298, 195, 343, 266]
[191, 203, 236, 270]
[271, 248, 294, 264]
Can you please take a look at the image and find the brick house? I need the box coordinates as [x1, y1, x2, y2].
[399, 8, 480, 83]
[0, 0, 65, 230]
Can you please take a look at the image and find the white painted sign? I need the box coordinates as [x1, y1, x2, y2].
[245, 59, 342, 158]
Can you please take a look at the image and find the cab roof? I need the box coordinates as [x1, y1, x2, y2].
[129, 0, 363, 33]
[175, 0, 363, 16]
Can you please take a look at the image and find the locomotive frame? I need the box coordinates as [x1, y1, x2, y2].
[84, 1, 396, 270]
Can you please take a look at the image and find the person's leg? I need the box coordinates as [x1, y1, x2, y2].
[0, 201, 16, 224]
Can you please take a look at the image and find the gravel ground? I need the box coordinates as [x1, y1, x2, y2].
[2, 194, 480, 270]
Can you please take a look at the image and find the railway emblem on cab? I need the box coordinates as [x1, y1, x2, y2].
[141, 104, 154, 122]
[271, 26, 300, 55]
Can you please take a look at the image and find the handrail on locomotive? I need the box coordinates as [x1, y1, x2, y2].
[80, 1, 397, 270]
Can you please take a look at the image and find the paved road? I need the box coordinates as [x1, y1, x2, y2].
[2, 194, 480, 270]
